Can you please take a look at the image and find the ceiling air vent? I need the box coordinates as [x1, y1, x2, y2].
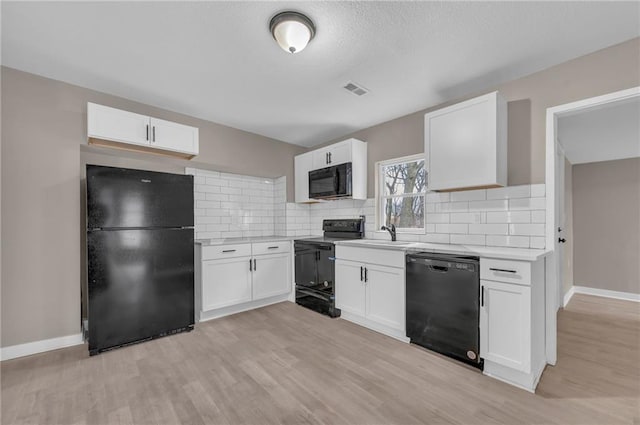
[343, 82, 369, 96]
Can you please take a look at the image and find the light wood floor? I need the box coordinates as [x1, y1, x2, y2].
[2, 294, 639, 424]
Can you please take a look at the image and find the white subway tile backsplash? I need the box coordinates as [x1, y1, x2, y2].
[531, 210, 546, 223]
[426, 213, 450, 223]
[435, 224, 468, 234]
[450, 212, 485, 224]
[192, 169, 546, 250]
[509, 197, 546, 211]
[205, 177, 227, 187]
[469, 223, 509, 235]
[420, 233, 450, 244]
[435, 202, 469, 213]
[426, 192, 450, 203]
[531, 184, 545, 197]
[486, 211, 531, 223]
[468, 199, 508, 212]
[451, 189, 486, 202]
[530, 237, 546, 249]
[486, 185, 530, 200]
[509, 223, 545, 236]
[451, 234, 486, 246]
[486, 235, 530, 248]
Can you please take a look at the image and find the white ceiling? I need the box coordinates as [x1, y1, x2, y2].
[2, 2, 639, 148]
[558, 96, 640, 165]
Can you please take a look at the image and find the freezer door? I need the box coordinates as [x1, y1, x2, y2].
[87, 165, 194, 229]
[87, 228, 194, 354]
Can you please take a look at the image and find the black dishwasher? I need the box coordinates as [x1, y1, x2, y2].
[406, 252, 482, 369]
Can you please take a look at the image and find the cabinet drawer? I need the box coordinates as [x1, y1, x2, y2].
[480, 258, 531, 285]
[252, 241, 291, 256]
[336, 246, 404, 269]
[202, 243, 252, 260]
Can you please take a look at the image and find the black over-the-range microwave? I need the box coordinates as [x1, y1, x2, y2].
[308, 162, 353, 199]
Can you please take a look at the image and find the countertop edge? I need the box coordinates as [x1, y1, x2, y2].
[196, 235, 309, 246]
[334, 240, 552, 262]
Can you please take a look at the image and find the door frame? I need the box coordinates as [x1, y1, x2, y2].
[544, 85, 640, 365]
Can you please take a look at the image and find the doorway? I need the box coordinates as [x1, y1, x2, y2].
[545, 86, 640, 364]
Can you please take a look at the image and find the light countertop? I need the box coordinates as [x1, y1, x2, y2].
[196, 235, 312, 246]
[334, 239, 551, 261]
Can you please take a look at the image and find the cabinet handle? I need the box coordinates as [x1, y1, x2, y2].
[146, 124, 149, 141]
[326, 152, 329, 164]
[222, 249, 236, 253]
[249, 258, 253, 271]
[364, 267, 368, 283]
[481, 285, 484, 307]
[489, 268, 517, 274]
[152, 126, 156, 142]
[328, 152, 332, 164]
[253, 259, 257, 271]
[267, 246, 279, 249]
[360, 266, 363, 282]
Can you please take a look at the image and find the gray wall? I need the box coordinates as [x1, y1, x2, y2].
[573, 158, 640, 294]
[318, 38, 640, 198]
[1, 67, 304, 348]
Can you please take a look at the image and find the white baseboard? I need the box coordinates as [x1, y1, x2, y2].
[569, 285, 640, 303]
[1, 332, 84, 361]
[563, 286, 576, 307]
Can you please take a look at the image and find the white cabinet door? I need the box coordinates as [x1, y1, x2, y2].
[335, 260, 366, 316]
[366, 264, 405, 332]
[294, 152, 314, 203]
[150, 117, 199, 155]
[311, 141, 352, 169]
[425, 92, 506, 191]
[202, 257, 253, 310]
[87, 102, 150, 147]
[252, 253, 290, 300]
[480, 279, 531, 372]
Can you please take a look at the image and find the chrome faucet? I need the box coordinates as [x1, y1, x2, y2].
[381, 224, 397, 241]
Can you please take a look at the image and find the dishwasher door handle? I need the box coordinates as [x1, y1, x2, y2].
[429, 265, 449, 273]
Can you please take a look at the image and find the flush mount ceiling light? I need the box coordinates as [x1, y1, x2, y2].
[269, 11, 315, 54]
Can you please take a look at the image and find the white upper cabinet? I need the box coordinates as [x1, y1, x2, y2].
[87, 103, 150, 147]
[425, 91, 507, 191]
[87, 103, 199, 158]
[294, 138, 367, 202]
[149, 117, 199, 155]
[312, 141, 352, 169]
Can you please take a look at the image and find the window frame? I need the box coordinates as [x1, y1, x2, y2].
[375, 153, 427, 234]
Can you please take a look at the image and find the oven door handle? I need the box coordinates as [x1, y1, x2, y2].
[296, 287, 331, 301]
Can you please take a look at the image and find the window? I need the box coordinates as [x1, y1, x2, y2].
[377, 154, 427, 232]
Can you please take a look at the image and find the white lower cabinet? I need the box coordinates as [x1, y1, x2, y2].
[253, 253, 290, 300]
[366, 264, 405, 331]
[202, 256, 252, 311]
[335, 246, 406, 340]
[479, 257, 546, 393]
[335, 261, 366, 316]
[480, 279, 531, 372]
[197, 241, 292, 321]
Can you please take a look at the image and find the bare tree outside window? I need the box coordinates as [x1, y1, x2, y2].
[379, 156, 426, 230]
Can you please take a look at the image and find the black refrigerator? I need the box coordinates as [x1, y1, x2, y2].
[86, 165, 195, 355]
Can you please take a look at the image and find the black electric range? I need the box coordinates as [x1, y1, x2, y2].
[294, 218, 364, 317]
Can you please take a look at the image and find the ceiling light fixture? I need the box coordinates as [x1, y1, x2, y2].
[269, 11, 315, 54]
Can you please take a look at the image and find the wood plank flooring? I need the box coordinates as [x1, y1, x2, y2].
[2, 293, 639, 424]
